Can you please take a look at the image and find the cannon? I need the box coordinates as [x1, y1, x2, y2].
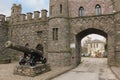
[5, 41, 47, 66]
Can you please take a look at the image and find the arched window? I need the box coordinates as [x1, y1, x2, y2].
[36, 44, 43, 52]
[95, 4, 101, 15]
[79, 7, 84, 16]
[60, 4, 62, 13]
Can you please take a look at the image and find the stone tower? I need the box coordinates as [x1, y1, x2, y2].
[114, 0, 120, 12]
[11, 4, 22, 23]
[48, 0, 71, 66]
[49, 0, 69, 17]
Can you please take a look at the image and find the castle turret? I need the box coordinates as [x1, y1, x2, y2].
[49, 0, 69, 17]
[11, 4, 22, 23]
[11, 4, 21, 16]
[48, 0, 70, 66]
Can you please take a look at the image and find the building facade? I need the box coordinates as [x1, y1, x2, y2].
[87, 39, 105, 57]
[1, 0, 120, 66]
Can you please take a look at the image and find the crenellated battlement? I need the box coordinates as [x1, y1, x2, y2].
[0, 14, 5, 22]
[34, 11, 40, 20]
[11, 10, 48, 25]
[9, 4, 48, 25]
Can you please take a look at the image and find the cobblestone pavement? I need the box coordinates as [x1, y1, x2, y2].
[0, 62, 73, 80]
[52, 58, 118, 80]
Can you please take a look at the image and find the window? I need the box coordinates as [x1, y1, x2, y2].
[53, 28, 58, 40]
[60, 4, 62, 13]
[12, 9, 14, 13]
[36, 31, 43, 37]
[95, 4, 101, 15]
[91, 44, 92, 48]
[79, 7, 84, 16]
[96, 43, 98, 48]
[50, 6, 53, 15]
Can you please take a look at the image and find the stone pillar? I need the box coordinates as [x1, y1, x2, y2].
[27, 12, 33, 21]
[34, 11, 40, 20]
[107, 34, 116, 66]
[41, 9, 48, 20]
[20, 14, 26, 21]
[0, 14, 5, 22]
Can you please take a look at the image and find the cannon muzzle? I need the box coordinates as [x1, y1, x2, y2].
[5, 41, 31, 53]
[5, 41, 43, 54]
[5, 41, 14, 48]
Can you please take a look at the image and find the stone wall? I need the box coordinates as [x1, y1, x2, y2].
[114, 12, 120, 64]
[114, 0, 120, 12]
[8, 21, 49, 60]
[69, 14, 116, 66]
[0, 22, 8, 55]
[48, 52, 71, 66]
[49, 0, 68, 17]
[48, 18, 71, 66]
[68, 0, 114, 17]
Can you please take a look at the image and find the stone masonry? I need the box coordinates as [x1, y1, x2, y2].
[1, 0, 120, 67]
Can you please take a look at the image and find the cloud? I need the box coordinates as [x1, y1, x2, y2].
[0, 0, 49, 16]
[0, 0, 14, 16]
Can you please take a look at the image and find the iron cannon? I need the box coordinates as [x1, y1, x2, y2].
[5, 41, 47, 66]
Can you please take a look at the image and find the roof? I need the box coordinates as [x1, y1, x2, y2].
[87, 39, 105, 44]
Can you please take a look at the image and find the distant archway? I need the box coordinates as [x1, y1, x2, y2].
[75, 28, 108, 65]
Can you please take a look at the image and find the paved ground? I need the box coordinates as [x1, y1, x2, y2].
[110, 66, 120, 80]
[0, 62, 73, 80]
[52, 58, 118, 80]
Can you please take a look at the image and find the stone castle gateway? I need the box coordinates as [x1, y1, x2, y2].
[1, 0, 120, 66]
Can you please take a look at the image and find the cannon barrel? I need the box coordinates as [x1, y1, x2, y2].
[5, 41, 42, 54]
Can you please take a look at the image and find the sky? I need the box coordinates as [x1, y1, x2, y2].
[0, 0, 49, 16]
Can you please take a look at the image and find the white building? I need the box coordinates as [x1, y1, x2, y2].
[87, 39, 105, 57]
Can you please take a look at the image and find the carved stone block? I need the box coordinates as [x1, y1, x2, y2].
[14, 64, 51, 77]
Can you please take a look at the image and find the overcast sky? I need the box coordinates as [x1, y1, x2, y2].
[0, 0, 49, 16]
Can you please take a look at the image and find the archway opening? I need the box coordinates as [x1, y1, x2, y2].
[36, 44, 44, 52]
[75, 28, 108, 65]
[81, 34, 107, 58]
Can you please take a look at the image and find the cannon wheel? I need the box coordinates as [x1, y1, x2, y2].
[42, 58, 47, 64]
[29, 59, 36, 66]
[19, 58, 26, 65]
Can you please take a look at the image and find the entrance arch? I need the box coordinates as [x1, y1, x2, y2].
[74, 28, 115, 66]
